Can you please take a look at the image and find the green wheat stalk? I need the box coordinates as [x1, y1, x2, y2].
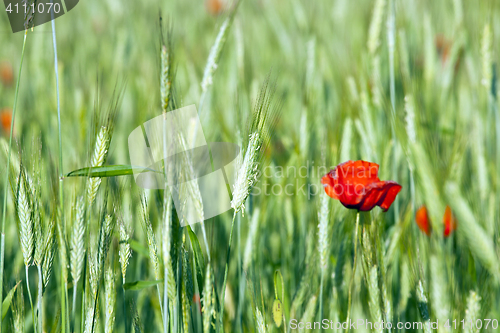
[104, 263, 116, 333]
[202, 264, 216, 332]
[317, 192, 330, 321]
[139, 194, 163, 316]
[71, 197, 86, 317]
[0, 29, 28, 333]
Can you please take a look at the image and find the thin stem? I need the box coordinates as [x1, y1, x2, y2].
[493, 95, 500, 205]
[319, 270, 324, 327]
[50, 2, 63, 214]
[64, 282, 69, 333]
[37, 265, 43, 333]
[387, 0, 399, 222]
[156, 284, 163, 319]
[51, 7, 67, 332]
[80, 278, 85, 333]
[346, 212, 360, 333]
[161, 114, 169, 333]
[26, 265, 36, 333]
[374, 215, 391, 333]
[190, 89, 213, 263]
[235, 213, 243, 331]
[123, 287, 128, 333]
[0, 234, 3, 330]
[218, 212, 237, 333]
[200, 222, 211, 262]
[0, 30, 28, 332]
[72, 281, 77, 321]
[163, 271, 168, 333]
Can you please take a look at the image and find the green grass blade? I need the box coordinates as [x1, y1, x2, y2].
[187, 225, 205, 296]
[64, 165, 160, 178]
[2, 281, 20, 320]
[123, 279, 164, 291]
[128, 239, 149, 257]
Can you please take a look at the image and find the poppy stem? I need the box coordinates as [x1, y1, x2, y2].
[346, 212, 360, 333]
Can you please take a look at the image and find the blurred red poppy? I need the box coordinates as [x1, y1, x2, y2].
[0, 61, 13, 86]
[206, 0, 224, 16]
[435, 34, 462, 73]
[443, 205, 456, 238]
[193, 293, 201, 312]
[415, 205, 456, 238]
[321, 160, 402, 212]
[415, 205, 431, 236]
[0, 108, 13, 134]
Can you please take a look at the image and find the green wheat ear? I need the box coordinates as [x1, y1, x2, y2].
[70, 197, 85, 285]
[15, 167, 34, 268]
[87, 126, 109, 207]
[118, 218, 132, 285]
[181, 246, 193, 333]
[367, 266, 383, 333]
[417, 281, 432, 333]
[41, 220, 55, 288]
[232, 76, 281, 214]
[160, 19, 173, 113]
[202, 264, 216, 332]
[86, 86, 123, 208]
[255, 307, 267, 333]
[139, 194, 164, 317]
[299, 295, 317, 333]
[464, 291, 481, 333]
[104, 262, 116, 333]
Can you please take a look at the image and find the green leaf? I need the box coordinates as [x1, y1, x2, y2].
[187, 225, 205, 296]
[64, 165, 160, 178]
[129, 239, 150, 257]
[123, 279, 164, 291]
[2, 281, 20, 320]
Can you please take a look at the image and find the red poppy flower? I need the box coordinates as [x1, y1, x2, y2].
[321, 160, 402, 212]
[414, 205, 457, 237]
[206, 0, 224, 16]
[415, 206, 432, 236]
[443, 205, 456, 238]
[435, 34, 462, 73]
[0, 108, 12, 134]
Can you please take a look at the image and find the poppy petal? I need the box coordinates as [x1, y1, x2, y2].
[336, 160, 380, 187]
[443, 205, 456, 237]
[324, 184, 340, 200]
[357, 181, 401, 212]
[377, 182, 402, 212]
[321, 173, 339, 200]
[415, 206, 431, 236]
[0, 109, 12, 134]
[357, 182, 386, 211]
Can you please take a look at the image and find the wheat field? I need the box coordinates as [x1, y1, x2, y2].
[0, 0, 500, 332]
